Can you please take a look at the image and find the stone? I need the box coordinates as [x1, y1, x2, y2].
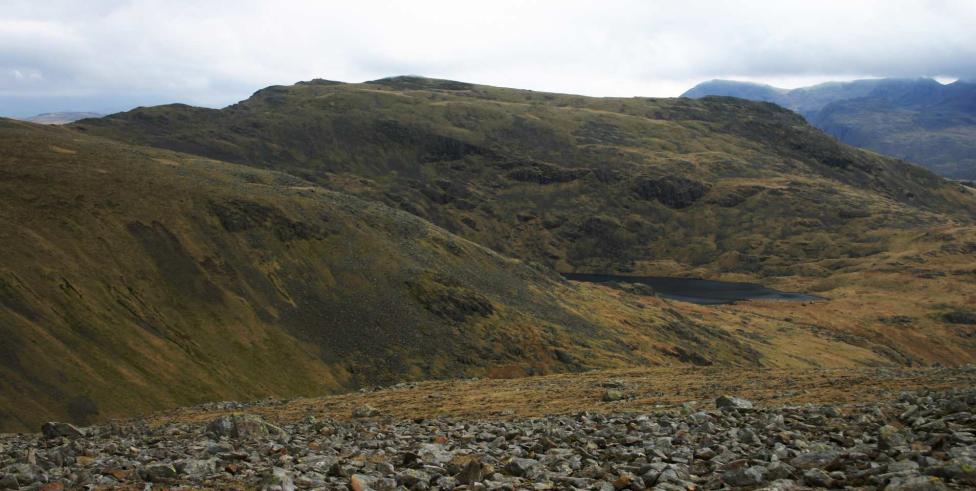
[353, 404, 379, 418]
[802, 468, 832, 487]
[696, 447, 716, 460]
[602, 389, 628, 402]
[504, 458, 541, 477]
[879, 425, 908, 450]
[40, 422, 85, 439]
[884, 476, 948, 491]
[790, 450, 841, 470]
[260, 467, 295, 491]
[141, 463, 178, 482]
[456, 458, 486, 484]
[177, 458, 218, 478]
[925, 457, 976, 485]
[716, 395, 754, 410]
[758, 480, 803, 491]
[4, 463, 35, 485]
[0, 476, 17, 490]
[418, 443, 454, 464]
[888, 460, 920, 473]
[397, 468, 431, 487]
[723, 465, 767, 486]
[207, 413, 287, 440]
[765, 461, 795, 481]
[351, 473, 396, 491]
[612, 471, 634, 489]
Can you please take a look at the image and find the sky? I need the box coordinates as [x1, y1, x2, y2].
[2, 0, 976, 117]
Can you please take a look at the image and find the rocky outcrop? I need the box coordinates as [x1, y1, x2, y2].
[632, 176, 709, 209]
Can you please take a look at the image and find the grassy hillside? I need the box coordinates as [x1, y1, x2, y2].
[4, 77, 976, 432]
[7, 118, 918, 433]
[74, 77, 975, 276]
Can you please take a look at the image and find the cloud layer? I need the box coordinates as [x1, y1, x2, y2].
[3, 0, 975, 116]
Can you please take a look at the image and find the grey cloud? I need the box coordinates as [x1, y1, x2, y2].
[2, 0, 975, 117]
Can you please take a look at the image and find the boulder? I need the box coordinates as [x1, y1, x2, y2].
[259, 467, 295, 491]
[350, 474, 395, 491]
[40, 422, 85, 439]
[885, 476, 948, 491]
[456, 458, 487, 484]
[207, 413, 287, 440]
[723, 465, 767, 487]
[140, 463, 177, 482]
[352, 404, 379, 418]
[504, 457, 541, 477]
[879, 424, 908, 450]
[716, 395, 754, 410]
[790, 450, 841, 470]
[602, 389, 628, 402]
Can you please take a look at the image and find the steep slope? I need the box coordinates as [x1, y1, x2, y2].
[811, 80, 976, 179]
[73, 77, 975, 277]
[4, 119, 818, 432]
[683, 78, 976, 179]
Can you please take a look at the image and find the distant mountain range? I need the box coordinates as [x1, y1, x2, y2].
[683, 78, 976, 179]
[22, 111, 103, 125]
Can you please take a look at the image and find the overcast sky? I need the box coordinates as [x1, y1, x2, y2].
[2, 0, 975, 117]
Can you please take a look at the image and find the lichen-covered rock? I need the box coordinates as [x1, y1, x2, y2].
[716, 395, 754, 410]
[632, 176, 709, 209]
[206, 413, 287, 440]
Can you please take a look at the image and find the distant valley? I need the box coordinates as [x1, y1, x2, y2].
[683, 78, 976, 179]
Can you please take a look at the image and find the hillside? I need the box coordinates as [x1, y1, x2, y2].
[3, 118, 916, 433]
[72, 76, 975, 278]
[683, 78, 976, 179]
[4, 78, 976, 432]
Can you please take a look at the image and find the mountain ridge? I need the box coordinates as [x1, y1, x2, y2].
[4, 116, 892, 432]
[72, 76, 975, 276]
[682, 77, 976, 178]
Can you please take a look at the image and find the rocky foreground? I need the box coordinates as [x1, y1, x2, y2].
[2, 374, 976, 490]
